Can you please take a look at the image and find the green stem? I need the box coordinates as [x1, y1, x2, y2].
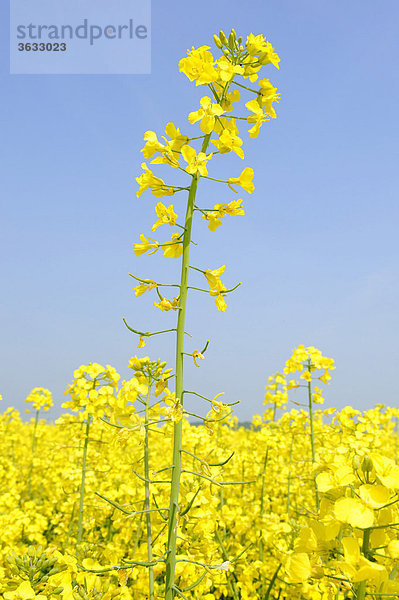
[356, 528, 371, 599]
[145, 379, 155, 600]
[77, 414, 91, 548]
[165, 133, 211, 600]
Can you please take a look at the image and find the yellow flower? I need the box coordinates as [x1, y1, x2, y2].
[181, 144, 212, 176]
[141, 130, 166, 158]
[312, 386, 324, 404]
[209, 289, 227, 312]
[188, 96, 224, 134]
[258, 40, 281, 69]
[334, 497, 374, 529]
[179, 45, 218, 85]
[25, 387, 53, 411]
[133, 234, 159, 256]
[359, 484, 391, 509]
[164, 122, 189, 151]
[245, 99, 269, 138]
[228, 167, 255, 193]
[216, 56, 244, 82]
[162, 232, 183, 258]
[300, 370, 312, 383]
[204, 265, 226, 292]
[258, 78, 280, 117]
[152, 202, 178, 231]
[133, 279, 157, 296]
[211, 128, 244, 159]
[371, 453, 399, 489]
[153, 297, 180, 311]
[245, 34, 280, 69]
[202, 200, 244, 231]
[136, 162, 175, 198]
[285, 553, 311, 583]
[138, 336, 146, 348]
[246, 33, 269, 56]
[340, 536, 387, 583]
[4, 581, 46, 600]
[220, 89, 241, 112]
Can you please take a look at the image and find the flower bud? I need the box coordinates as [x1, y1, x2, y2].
[228, 31, 236, 49]
[352, 455, 360, 470]
[362, 455, 373, 472]
[219, 30, 228, 45]
[213, 34, 223, 49]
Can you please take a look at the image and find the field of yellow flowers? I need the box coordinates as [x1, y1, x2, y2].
[1, 346, 399, 600]
[2, 29, 399, 600]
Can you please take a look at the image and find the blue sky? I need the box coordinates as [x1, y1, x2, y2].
[1, 0, 398, 421]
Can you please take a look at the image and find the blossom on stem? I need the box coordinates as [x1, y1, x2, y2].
[152, 202, 178, 231]
[188, 96, 224, 134]
[179, 46, 218, 85]
[181, 145, 212, 177]
[133, 234, 159, 257]
[133, 279, 157, 296]
[245, 99, 270, 138]
[202, 199, 245, 231]
[136, 163, 175, 198]
[228, 167, 255, 193]
[162, 232, 183, 258]
[154, 297, 180, 312]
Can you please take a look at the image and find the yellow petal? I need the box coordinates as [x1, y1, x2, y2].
[285, 553, 311, 583]
[334, 497, 374, 529]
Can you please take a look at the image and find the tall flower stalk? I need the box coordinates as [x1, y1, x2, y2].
[126, 28, 282, 598]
